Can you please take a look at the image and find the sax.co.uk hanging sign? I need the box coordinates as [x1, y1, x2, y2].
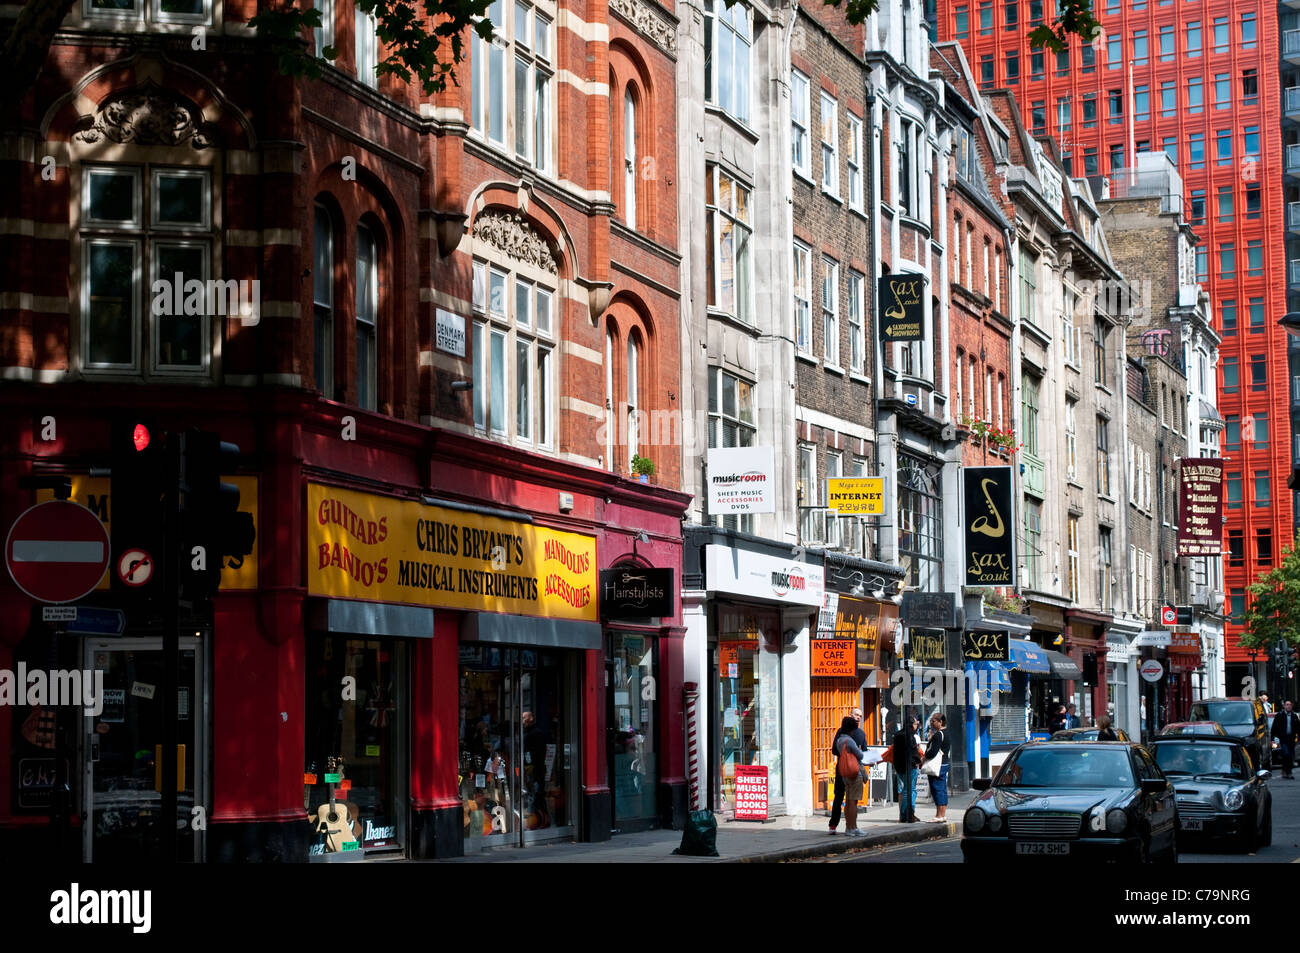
[877, 273, 926, 343]
[963, 466, 1016, 588]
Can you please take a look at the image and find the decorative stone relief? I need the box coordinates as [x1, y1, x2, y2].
[609, 0, 677, 56]
[472, 210, 559, 274]
[75, 87, 213, 149]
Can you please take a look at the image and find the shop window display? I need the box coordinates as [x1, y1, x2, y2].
[459, 646, 573, 843]
[717, 606, 784, 811]
[304, 637, 406, 856]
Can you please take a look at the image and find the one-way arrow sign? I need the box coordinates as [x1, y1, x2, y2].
[41, 605, 125, 636]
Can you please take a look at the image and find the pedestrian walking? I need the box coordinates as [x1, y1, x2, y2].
[923, 713, 951, 822]
[892, 714, 924, 823]
[1271, 700, 1300, 779]
[1095, 714, 1118, 741]
[828, 707, 867, 834]
[1260, 693, 1274, 716]
[832, 716, 870, 836]
[1048, 704, 1068, 734]
[1065, 704, 1078, 729]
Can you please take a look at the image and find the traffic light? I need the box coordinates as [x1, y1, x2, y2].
[110, 417, 167, 604]
[178, 429, 255, 601]
[1289, 646, 1299, 675]
[1274, 640, 1290, 679]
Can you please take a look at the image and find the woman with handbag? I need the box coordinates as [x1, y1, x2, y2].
[832, 716, 869, 837]
[923, 713, 951, 822]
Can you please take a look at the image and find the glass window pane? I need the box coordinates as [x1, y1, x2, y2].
[490, 329, 506, 432]
[155, 172, 205, 227]
[516, 339, 531, 439]
[154, 244, 205, 367]
[489, 269, 507, 317]
[88, 171, 137, 224]
[489, 44, 505, 143]
[514, 56, 530, 156]
[160, 0, 204, 14]
[536, 345, 550, 444]
[534, 15, 549, 58]
[535, 288, 551, 334]
[86, 242, 135, 366]
[514, 0, 529, 44]
[515, 278, 531, 328]
[473, 322, 486, 428]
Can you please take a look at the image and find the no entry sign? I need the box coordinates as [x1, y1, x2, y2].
[5, 501, 111, 604]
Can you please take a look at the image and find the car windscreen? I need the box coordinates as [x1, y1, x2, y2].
[995, 748, 1134, 788]
[1190, 702, 1253, 727]
[1153, 744, 1245, 778]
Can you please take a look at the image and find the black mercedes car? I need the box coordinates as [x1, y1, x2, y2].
[1187, 698, 1271, 771]
[1051, 727, 1133, 742]
[1149, 736, 1271, 853]
[961, 741, 1178, 862]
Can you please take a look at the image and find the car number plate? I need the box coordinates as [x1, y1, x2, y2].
[1015, 842, 1069, 855]
[1182, 818, 1204, 831]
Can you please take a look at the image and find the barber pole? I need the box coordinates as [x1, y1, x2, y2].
[684, 682, 700, 810]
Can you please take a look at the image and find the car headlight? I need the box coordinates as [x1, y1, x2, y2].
[987, 814, 1004, 833]
[1223, 787, 1245, 810]
[964, 808, 986, 833]
[1106, 809, 1128, 834]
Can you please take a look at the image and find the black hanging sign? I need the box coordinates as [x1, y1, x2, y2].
[962, 629, 1010, 662]
[599, 567, 675, 619]
[963, 466, 1016, 587]
[877, 273, 926, 342]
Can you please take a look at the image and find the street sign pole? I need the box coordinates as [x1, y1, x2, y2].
[160, 435, 180, 862]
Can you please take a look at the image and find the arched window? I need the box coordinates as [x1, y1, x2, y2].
[624, 88, 637, 230]
[626, 332, 640, 464]
[313, 204, 334, 397]
[355, 223, 378, 410]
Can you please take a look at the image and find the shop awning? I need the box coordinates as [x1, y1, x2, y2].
[1008, 639, 1050, 673]
[965, 659, 1012, 692]
[1042, 649, 1082, 679]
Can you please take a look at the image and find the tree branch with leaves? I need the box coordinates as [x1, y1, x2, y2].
[1240, 544, 1300, 655]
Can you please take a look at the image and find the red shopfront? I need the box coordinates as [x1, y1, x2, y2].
[207, 416, 688, 862]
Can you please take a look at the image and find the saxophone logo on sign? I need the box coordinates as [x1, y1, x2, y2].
[962, 466, 1015, 587]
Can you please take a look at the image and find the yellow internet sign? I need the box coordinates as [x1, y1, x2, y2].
[827, 477, 885, 515]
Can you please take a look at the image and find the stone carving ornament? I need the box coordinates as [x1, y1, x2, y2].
[75, 88, 213, 149]
[472, 210, 559, 274]
[609, 0, 677, 55]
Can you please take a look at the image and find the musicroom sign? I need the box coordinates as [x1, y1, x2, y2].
[704, 545, 824, 606]
[707, 446, 776, 515]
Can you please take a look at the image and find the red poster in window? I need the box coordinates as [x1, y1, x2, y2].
[734, 765, 768, 821]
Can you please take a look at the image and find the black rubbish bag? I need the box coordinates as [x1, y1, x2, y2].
[672, 810, 719, 857]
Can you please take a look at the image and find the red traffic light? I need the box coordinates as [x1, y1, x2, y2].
[132, 423, 151, 452]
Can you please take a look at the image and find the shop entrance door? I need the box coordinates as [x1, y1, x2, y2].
[81, 637, 204, 863]
[459, 647, 576, 848]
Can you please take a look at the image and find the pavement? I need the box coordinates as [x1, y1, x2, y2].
[434, 789, 977, 863]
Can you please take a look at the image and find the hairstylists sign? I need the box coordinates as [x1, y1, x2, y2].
[963, 466, 1016, 587]
[877, 273, 926, 343]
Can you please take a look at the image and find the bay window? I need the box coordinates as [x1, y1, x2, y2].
[471, 0, 554, 173]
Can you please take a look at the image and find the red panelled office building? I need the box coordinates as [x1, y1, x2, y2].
[0, 0, 688, 860]
[940, 0, 1288, 684]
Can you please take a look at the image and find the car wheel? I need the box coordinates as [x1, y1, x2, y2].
[1242, 812, 1259, 854]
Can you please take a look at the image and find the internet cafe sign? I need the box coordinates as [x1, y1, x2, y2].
[826, 477, 885, 516]
[877, 273, 925, 343]
[707, 446, 776, 515]
[306, 483, 598, 622]
[1177, 458, 1223, 556]
[962, 466, 1015, 587]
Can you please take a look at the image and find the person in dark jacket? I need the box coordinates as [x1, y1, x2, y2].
[1095, 715, 1118, 741]
[923, 713, 951, 822]
[832, 716, 870, 835]
[1271, 700, 1300, 779]
[892, 715, 923, 822]
[828, 708, 867, 834]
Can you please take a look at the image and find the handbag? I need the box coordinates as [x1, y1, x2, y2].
[922, 730, 944, 777]
[836, 741, 860, 778]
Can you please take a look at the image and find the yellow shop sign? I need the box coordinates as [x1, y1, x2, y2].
[37, 474, 259, 590]
[306, 483, 598, 622]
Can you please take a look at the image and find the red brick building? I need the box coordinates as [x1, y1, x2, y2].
[0, 0, 687, 861]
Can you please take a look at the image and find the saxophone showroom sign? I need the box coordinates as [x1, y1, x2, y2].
[877, 273, 926, 343]
[307, 483, 598, 622]
[963, 466, 1015, 587]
